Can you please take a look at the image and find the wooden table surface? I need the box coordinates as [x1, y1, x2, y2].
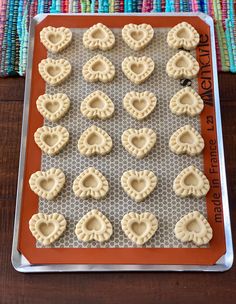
[0, 74, 235, 304]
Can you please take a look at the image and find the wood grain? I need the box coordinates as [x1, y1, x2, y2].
[0, 75, 235, 304]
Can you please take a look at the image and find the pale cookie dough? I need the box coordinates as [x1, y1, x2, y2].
[29, 213, 67, 245]
[73, 167, 109, 199]
[122, 56, 155, 84]
[175, 211, 213, 246]
[123, 91, 157, 121]
[36, 93, 70, 122]
[75, 209, 113, 242]
[122, 128, 156, 159]
[34, 125, 69, 156]
[82, 54, 115, 83]
[166, 51, 199, 79]
[78, 125, 112, 156]
[29, 168, 65, 200]
[40, 26, 72, 53]
[38, 58, 71, 86]
[121, 212, 158, 245]
[122, 23, 154, 51]
[169, 124, 204, 156]
[169, 87, 204, 117]
[173, 165, 210, 198]
[80, 90, 114, 120]
[167, 22, 200, 50]
[121, 170, 157, 202]
[83, 23, 115, 51]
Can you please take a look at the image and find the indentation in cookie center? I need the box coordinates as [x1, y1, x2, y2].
[186, 219, 201, 233]
[89, 97, 105, 109]
[131, 63, 145, 74]
[91, 61, 106, 72]
[184, 173, 199, 187]
[85, 217, 102, 231]
[131, 222, 147, 236]
[132, 98, 147, 111]
[45, 101, 60, 113]
[39, 222, 55, 236]
[179, 93, 193, 105]
[130, 30, 144, 41]
[43, 134, 59, 147]
[131, 136, 147, 148]
[131, 178, 146, 192]
[48, 33, 62, 44]
[47, 65, 61, 77]
[40, 178, 55, 191]
[83, 174, 98, 188]
[86, 132, 103, 145]
[91, 29, 106, 40]
[175, 57, 189, 68]
[176, 28, 191, 39]
[179, 132, 194, 144]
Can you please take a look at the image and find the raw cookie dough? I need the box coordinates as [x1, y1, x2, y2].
[173, 165, 210, 198]
[122, 56, 155, 84]
[73, 167, 109, 199]
[167, 22, 200, 50]
[175, 211, 213, 246]
[123, 91, 157, 121]
[75, 209, 113, 242]
[121, 212, 158, 245]
[169, 124, 204, 156]
[29, 168, 65, 200]
[80, 90, 114, 120]
[122, 128, 156, 159]
[34, 125, 69, 156]
[38, 58, 71, 86]
[169, 87, 204, 117]
[29, 213, 67, 245]
[82, 54, 115, 83]
[121, 170, 157, 202]
[166, 51, 199, 79]
[78, 125, 112, 156]
[122, 23, 154, 51]
[36, 93, 70, 122]
[83, 23, 115, 51]
[40, 26, 72, 53]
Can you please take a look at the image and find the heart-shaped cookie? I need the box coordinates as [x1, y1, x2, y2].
[169, 124, 204, 156]
[121, 170, 157, 202]
[38, 58, 71, 86]
[121, 212, 158, 245]
[166, 51, 199, 79]
[175, 211, 213, 246]
[36, 93, 70, 122]
[73, 167, 109, 199]
[167, 22, 200, 50]
[123, 91, 157, 120]
[122, 56, 155, 84]
[122, 23, 154, 51]
[173, 165, 210, 198]
[82, 54, 115, 83]
[29, 213, 67, 245]
[122, 128, 156, 159]
[34, 125, 69, 155]
[78, 125, 112, 156]
[75, 209, 113, 242]
[29, 168, 65, 200]
[80, 90, 114, 120]
[169, 87, 204, 117]
[40, 26, 72, 53]
[83, 23, 115, 51]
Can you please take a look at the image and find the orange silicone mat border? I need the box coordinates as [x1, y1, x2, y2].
[18, 14, 226, 265]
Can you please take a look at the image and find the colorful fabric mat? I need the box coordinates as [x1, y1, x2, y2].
[0, 0, 236, 76]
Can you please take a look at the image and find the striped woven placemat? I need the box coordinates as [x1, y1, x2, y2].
[0, 0, 235, 76]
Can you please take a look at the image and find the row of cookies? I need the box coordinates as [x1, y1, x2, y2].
[29, 165, 210, 202]
[29, 209, 213, 247]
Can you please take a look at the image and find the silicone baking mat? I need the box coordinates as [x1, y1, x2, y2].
[15, 14, 229, 268]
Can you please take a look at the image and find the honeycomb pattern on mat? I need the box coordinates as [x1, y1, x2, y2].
[37, 28, 207, 248]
